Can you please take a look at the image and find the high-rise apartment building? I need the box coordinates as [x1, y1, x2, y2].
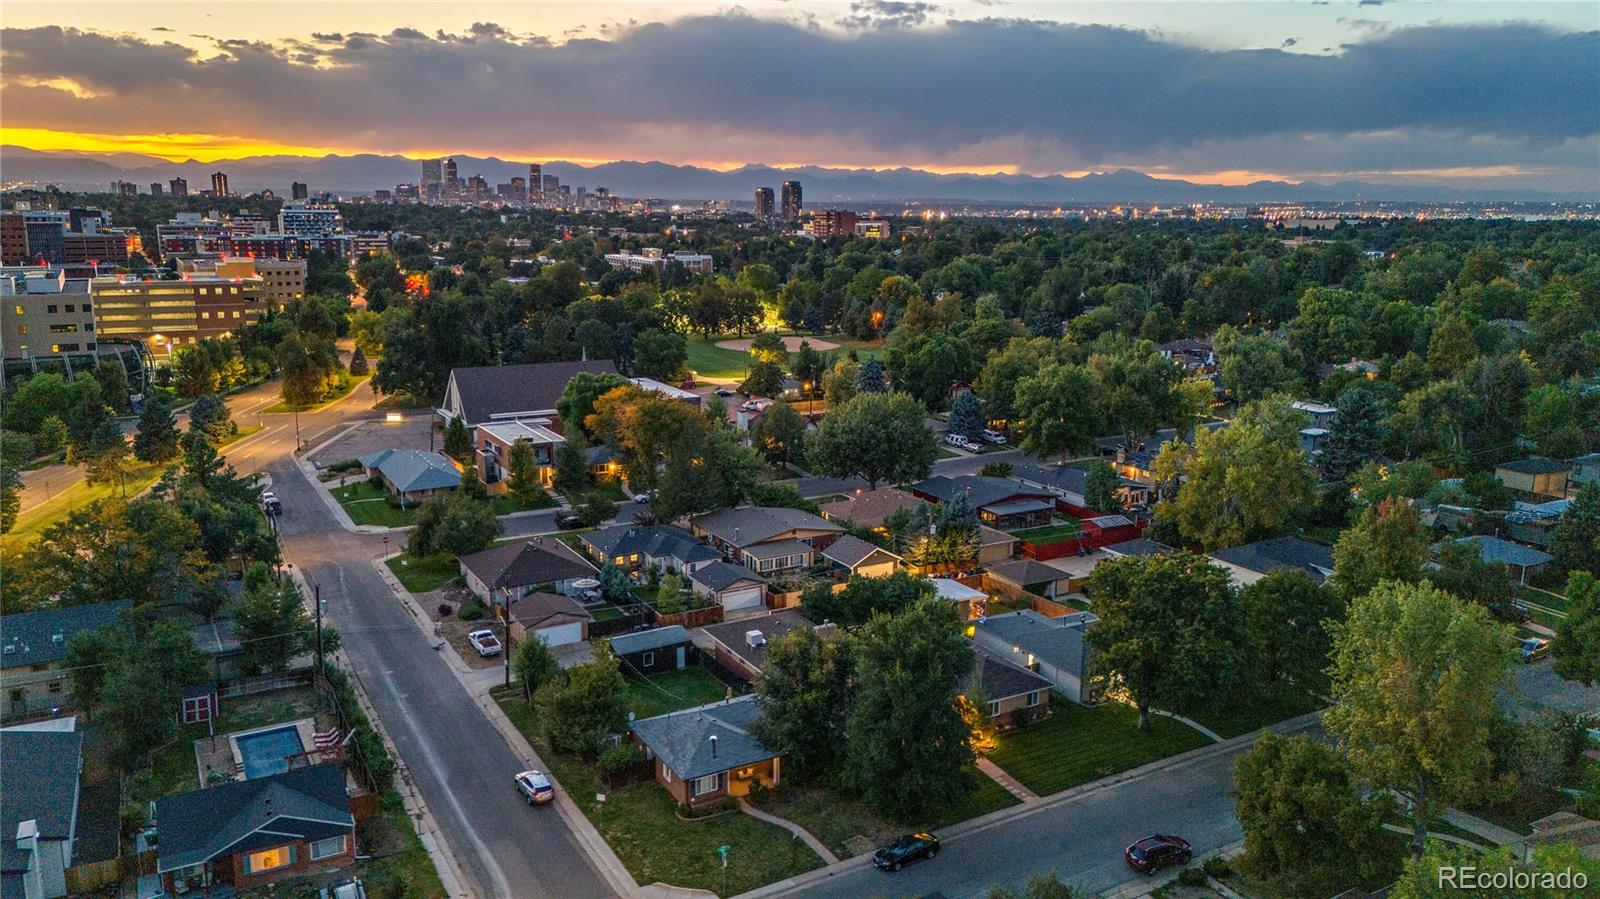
[277, 202, 343, 236]
[210, 172, 230, 197]
[754, 187, 775, 218]
[805, 208, 858, 239]
[780, 180, 803, 222]
[290, 182, 309, 200]
[150, 183, 165, 197]
[169, 177, 188, 197]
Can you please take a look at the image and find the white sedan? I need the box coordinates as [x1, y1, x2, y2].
[467, 629, 503, 657]
[515, 769, 555, 805]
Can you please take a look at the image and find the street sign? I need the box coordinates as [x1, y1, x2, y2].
[718, 845, 729, 866]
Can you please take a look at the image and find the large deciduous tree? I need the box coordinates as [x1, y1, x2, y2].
[1013, 363, 1102, 464]
[807, 392, 936, 490]
[752, 627, 855, 783]
[1160, 399, 1313, 550]
[1331, 498, 1429, 601]
[1238, 568, 1343, 692]
[1551, 483, 1600, 577]
[1325, 581, 1514, 861]
[749, 400, 806, 469]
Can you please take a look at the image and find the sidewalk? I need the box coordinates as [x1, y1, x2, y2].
[739, 799, 841, 865]
[1441, 808, 1526, 846]
[975, 757, 1039, 802]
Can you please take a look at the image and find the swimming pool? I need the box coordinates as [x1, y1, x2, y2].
[235, 725, 306, 779]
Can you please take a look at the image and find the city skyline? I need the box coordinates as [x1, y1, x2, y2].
[0, 2, 1596, 194]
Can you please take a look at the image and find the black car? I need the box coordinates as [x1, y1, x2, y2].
[1124, 834, 1191, 874]
[873, 833, 940, 872]
[555, 514, 583, 530]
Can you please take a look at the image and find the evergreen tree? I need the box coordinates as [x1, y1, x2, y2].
[188, 393, 233, 443]
[1083, 459, 1123, 513]
[947, 390, 985, 440]
[856, 358, 887, 393]
[1322, 388, 1384, 483]
[1551, 483, 1600, 577]
[506, 440, 543, 506]
[443, 415, 473, 462]
[554, 436, 592, 496]
[132, 395, 181, 463]
[348, 345, 370, 376]
[0, 455, 20, 534]
[82, 417, 131, 493]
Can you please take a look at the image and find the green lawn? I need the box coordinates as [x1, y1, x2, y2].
[1008, 521, 1084, 543]
[489, 489, 557, 513]
[262, 374, 371, 413]
[492, 689, 822, 896]
[986, 700, 1213, 797]
[1182, 687, 1324, 740]
[586, 479, 630, 503]
[374, 391, 435, 410]
[936, 446, 961, 460]
[355, 790, 448, 898]
[623, 667, 730, 720]
[216, 423, 264, 447]
[3, 463, 166, 549]
[686, 338, 756, 381]
[334, 480, 418, 527]
[386, 553, 461, 593]
[751, 767, 1017, 860]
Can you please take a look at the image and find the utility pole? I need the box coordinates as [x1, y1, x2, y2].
[314, 582, 324, 673]
[502, 591, 514, 689]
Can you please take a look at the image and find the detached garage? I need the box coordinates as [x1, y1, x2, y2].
[505, 591, 594, 647]
[689, 562, 768, 612]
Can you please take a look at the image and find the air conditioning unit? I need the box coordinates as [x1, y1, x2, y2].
[745, 630, 766, 648]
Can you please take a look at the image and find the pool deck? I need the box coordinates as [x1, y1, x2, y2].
[193, 717, 316, 785]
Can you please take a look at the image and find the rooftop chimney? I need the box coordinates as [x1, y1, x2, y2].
[709, 735, 718, 759]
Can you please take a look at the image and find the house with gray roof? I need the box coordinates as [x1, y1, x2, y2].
[967, 645, 1053, 730]
[819, 534, 902, 578]
[358, 448, 462, 503]
[1446, 535, 1555, 586]
[629, 696, 781, 808]
[0, 728, 83, 899]
[1101, 538, 1177, 559]
[579, 524, 719, 575]
[1, 600, 129, 720]
[1495, 457, 1572, 499]
[909, 476, 1056, 529]
[687, 562, 768, 612]
[457, 537, 598, 604]
[701, 610, 834, 683]
[153, 762, 354, 894]
[971, 609, 1102, 705]
[1207, 537, 1335, 587]
[609, 626, 697, 677]
[440, 359, 616, 428]
[688, 506, 843, 574]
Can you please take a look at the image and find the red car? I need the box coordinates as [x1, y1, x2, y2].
[1124, 835, 1191, 874]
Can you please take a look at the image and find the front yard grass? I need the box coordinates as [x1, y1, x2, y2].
[386, 552, 461, 593]
[488, 489, 557, 514]
[1181, 686, 1324, 740]
[353, 790, 448, 898]
[491, 688, 822, 896]
[986, 700, 1212, 797]
[623, 667, 730, 720]
[335, 480, 418, 527]
[1008, 521, 1083, 543]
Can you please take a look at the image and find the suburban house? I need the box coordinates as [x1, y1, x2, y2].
[909, 476, 1057, 530]
[153, 763, 355, 894]
[1571, 453, 1600, 491]
[1101, 538, 1177, 559]
[1095, 423, 1228, 485]
[1011, 463, 1150, 513]
[628, 376, 703, 407]
[702, 610, 833, 684]
[688, 506, 844, 574]
[503, 592, 594, 647]
[609, 626, 697, 677]
[1447, 535, 1555, 586]
[932, 578, 988, 619]
[474, 419, 566, 487]
[1156, 336, 1216, 372]
[579, 524, 720, 575]
[971, 609, 1103, 706]
[687, 562, 768, 613]
[629, 696, 781, 808]
[976, 526, 1019, 565]
[1505, 498, 1574, 548]
[357, 449, 461, 504]
[2, 600, 129, 720]
[457, 538, 598, 606]
[819, 534, 902, 578]
[1290, 400, 1338, 430]
[966, 646, 1053, 730]
[1495, 458, 1572, 499]
[1207, 537, 1336, 587]
[817, 487, 923, 532]
[986, 559, 1075, 600]
[1, 727, 83, 899]
[438, 359, 615, 428]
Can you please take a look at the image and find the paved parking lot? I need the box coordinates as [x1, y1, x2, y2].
[308, 415, 437, 469]
[1511, 659, 1600, 721]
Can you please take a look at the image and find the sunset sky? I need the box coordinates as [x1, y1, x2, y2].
[2, 1, 1595, 191]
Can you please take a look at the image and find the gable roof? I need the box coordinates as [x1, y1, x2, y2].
[911, 475, 1053, 510]
[629, 696, 778, 781]
[690, 506, 842, 547]
[932, 578, 986, 602]
[967, 645, 1052, 703]
[1451, 535, 1555, 569]
[689, 561, 766, 593]
[609, 625, 692, 657]
[358, 448, 462, 493]
[702, 610, 815, 675]
[1, 600, 129, 670]
[987, 559, 1069, 589]
[444, 360, 616, 426]
[458, 538, 597, 591]
[1207, 537, 1335, 584]
[1011, 464, 1088, 497]
[507, 591, 594, 630]
[1497, 457, 1572, 476]
[154, 763, 353, 873]
[0, 729, 82, 876]
[1101, 538, 1176, 558]
[817, 488, 923, 530]
[582, 524, 718, 566]
[820, 534, 900, 570]
[973, 609, 1097, 675]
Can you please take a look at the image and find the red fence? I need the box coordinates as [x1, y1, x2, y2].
[1021, 524, 1143, 560]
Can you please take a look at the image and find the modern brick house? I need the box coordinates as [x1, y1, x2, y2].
[629, 696, 781, 808]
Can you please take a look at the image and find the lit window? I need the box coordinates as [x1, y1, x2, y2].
[245, 847, 291, 873]
[690, 773, 721, 797]
[987, 700, 1000, 717]
[309, 835, 345, 860]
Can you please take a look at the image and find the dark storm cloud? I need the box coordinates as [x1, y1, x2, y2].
[1, 17, 1594, 184]
[840, 0, 947, 30]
